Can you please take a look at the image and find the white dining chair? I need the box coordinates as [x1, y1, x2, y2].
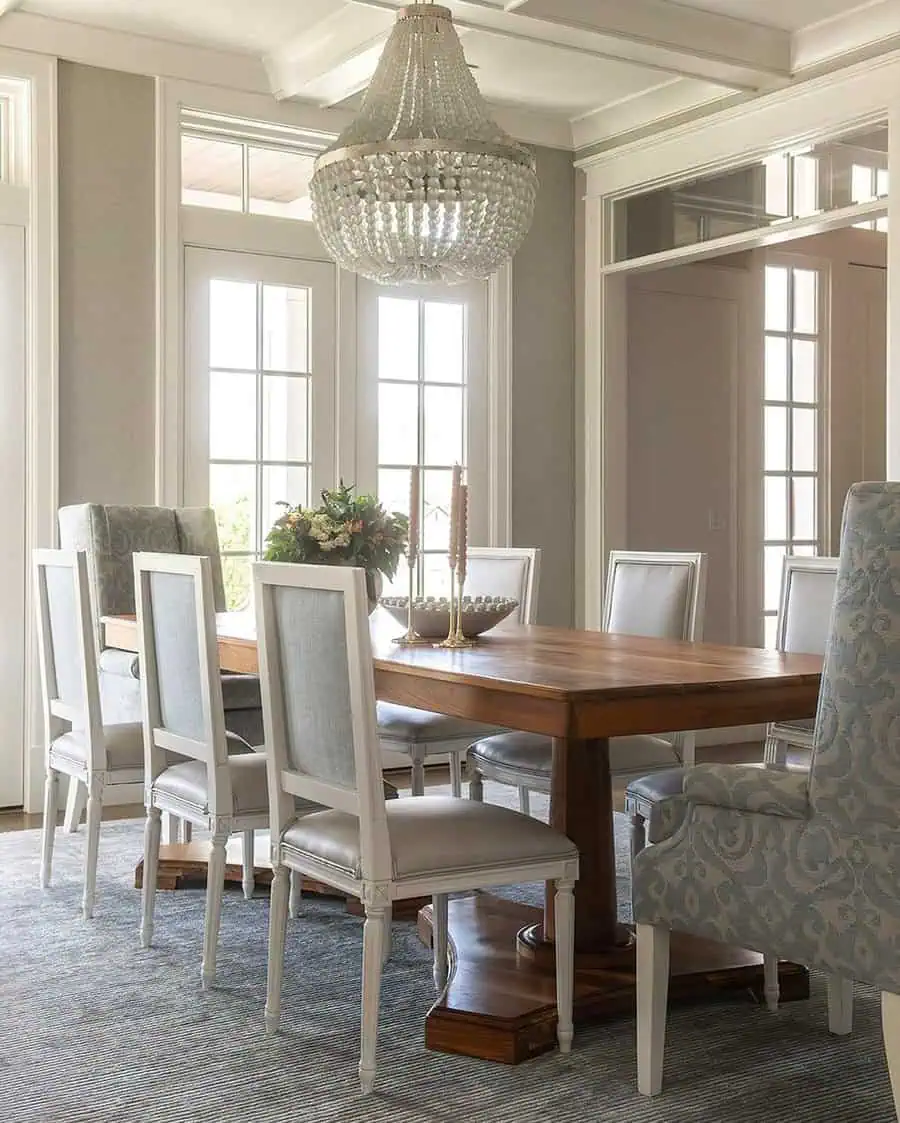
[468, 550, 707, 813]
[134, 551, 272, 988]
[377, 546, 541, 797]
[253, 559, 578, 1093]
[34, 548, 147, 919]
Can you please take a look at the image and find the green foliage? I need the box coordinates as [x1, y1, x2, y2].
[263, 481, 409, 580]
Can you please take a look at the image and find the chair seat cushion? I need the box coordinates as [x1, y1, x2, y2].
[626, 769, 689, 845]
[52, 722, 145, 771]
[221, 673, 262, 712]
[626, 767, 686, 803]
[281, 795, 577, 882]
[98, 647, 140, 679]
[377, 702, 499, 746]
[469, 732, 551, 778]
[153, 753, 271, 817]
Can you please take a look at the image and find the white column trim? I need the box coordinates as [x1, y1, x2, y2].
[487, 262, 512, 547]
[16, 50, 58, 812]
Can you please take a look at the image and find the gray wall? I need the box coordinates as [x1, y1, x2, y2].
[58, 62, 156, 507]
[512, 146, 576, 625]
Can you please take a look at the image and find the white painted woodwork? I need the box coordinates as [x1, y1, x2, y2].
[828, 975, 854, 1036]
[0, 222, 26, 807]
[636, 922, 670, 1097]
[882, 990, 900, 1121]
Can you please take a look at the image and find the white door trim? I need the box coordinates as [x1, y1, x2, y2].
[579, 48, 900, 629]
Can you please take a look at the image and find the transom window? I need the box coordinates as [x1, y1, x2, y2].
[375, 295, 468, 598]
[763, 263, 823, 647]
[206, 279, 312, 609]
[851, 163, 889, 232]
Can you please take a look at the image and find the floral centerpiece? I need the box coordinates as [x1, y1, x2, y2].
[263, 483, 408, 611]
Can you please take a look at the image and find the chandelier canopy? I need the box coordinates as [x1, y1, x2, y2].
[310, 2, 538, 285]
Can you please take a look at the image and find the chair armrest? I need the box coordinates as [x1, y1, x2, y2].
[684, 763, 810, 819]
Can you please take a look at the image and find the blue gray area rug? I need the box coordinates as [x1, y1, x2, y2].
[0, 784, 895, 1122]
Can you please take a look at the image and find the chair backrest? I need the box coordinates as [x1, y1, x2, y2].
[809, 483, 900, 834]
[464, 547, 541, 626]
[602, 551, 707, 642]
[133, 551, 233, 815]
[776, 555, 840, 656]
[254, 561, 391, 884]
[58, 504, 227, 649]
[33, 548, 104, 768]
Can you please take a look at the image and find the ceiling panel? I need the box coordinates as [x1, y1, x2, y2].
[663, 0, 872, 32]
[461, 33, 668, 118]
[19, 0, 342, 53]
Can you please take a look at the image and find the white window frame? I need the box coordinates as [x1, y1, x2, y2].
[156, 79, 512, 557]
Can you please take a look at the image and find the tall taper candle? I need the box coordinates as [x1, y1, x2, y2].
[457, 484, 468, 586]
[408, 465, 420, 563]
[449, 463, 462, 567]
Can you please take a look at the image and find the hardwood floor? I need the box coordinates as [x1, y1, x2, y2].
[0, 744, 769, 833]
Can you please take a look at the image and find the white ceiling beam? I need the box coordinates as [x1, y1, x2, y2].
[0, 1, 23, 17]
[793, 0, 900, 73]
[351, 0, 791, 91]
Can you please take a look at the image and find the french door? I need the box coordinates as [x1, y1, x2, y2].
[183, 248, 336, 610]
[0, 223, 25, 807]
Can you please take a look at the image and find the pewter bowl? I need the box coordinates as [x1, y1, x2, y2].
[380, 595, 519, 639]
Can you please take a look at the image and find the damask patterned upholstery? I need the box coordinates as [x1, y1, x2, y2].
[58, 503, 263, 744]
[633, 482, 900, 994]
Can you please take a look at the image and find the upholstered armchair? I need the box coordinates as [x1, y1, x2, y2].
[58, 503, 264, 745]
[633, 482, 900, 1105]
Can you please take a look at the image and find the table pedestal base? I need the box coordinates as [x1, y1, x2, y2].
[417, 893, 809, 1065]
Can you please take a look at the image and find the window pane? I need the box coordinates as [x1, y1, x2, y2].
[378, 297, 419, 382]
[764, 153, 789, 218]
[383, 553, 410, 599]
[181, 135, 243, 212]
[424, 302, 464, 383]
[793, 477, 817, 540]
[209, 279, 256, 370]
[210, 464, 256, 554]
[422, 551, 451, 599]
[764, 407, 788, 471]
[764, 546, 786, 614]
[263, 285, 309, 373]
[210, 371, 256, 460]
[423, 468, 452, 553]
[248, 147, 314, 221]
[222, 556, 253, 613]
[792, 543, 817, 557]
[765, 476, 787, 539]
[262, 465, 309, 542]
[764, 614, 778, 650]
[851, 163, 874, 203]
[262, 375, 309, 462]
[792, 408, 817, 471]
[877, 168, 890, 197]
[792, 340, 817, 403]
[377, 468, 412, 523]
[378, 383, 419, 464]
[765, 336, 788, 400]
[765, 266, 788, 331]
[793, 270, 817, 334]
[793, 155, 819, 218]
[424, 385, 464, 466]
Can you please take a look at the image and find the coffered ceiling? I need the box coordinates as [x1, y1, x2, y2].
[3, 0, 897, 149]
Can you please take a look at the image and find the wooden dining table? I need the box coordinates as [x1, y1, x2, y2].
[103, 609, 822, 1065]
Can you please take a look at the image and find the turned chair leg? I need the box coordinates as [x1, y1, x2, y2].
[449, 752, 463, 798]
[40, 768, 60, 889]
[763, 954, 780, 1011]
[241, 830, 255, 899]
[359, 905, 387, 1094]
[63, 777, 87, 833]
[433, 894, 449, 992]
[82, 778, 103, 919]
[201, 831, 228, 990]
[410, 749, 426, 797]
[555, 879, 575, 1054]
[630, 810, 647, 863]
[468, 768, 484, 802]
[141, 806, 162, 948]
[637, 922, 671, 1097]
[265, 864, 290, 1035]
[289, 870, 302, 919]
[518, 786, 531, 815]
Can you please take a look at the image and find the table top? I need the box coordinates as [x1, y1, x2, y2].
[102, 609, 822, 739]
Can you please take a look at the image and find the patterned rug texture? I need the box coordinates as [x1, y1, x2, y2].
[0, 781, 894, 1123]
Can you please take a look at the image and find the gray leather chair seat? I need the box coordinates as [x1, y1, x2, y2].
[377, 701, 496, 745]
[52, 723, 145, 771]
[153, 753, 271, 817]
[282, 795, 578, 881]
[469, 731, 550, 780]
[626, 767, 689, 846]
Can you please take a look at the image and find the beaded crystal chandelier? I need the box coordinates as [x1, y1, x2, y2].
[310, 1, 538, 285]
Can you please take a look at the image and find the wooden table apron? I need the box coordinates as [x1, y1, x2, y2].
[103, 613, 822, 1062]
